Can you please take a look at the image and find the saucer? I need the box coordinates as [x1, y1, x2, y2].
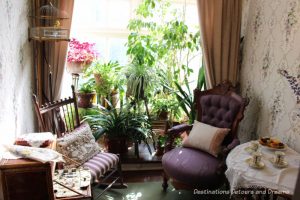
[269, 157, 288, 168]
[244, 146, 256, 154]
[245, 158, 265, 169]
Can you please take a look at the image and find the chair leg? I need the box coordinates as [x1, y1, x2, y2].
[134, 141, 140, 158]
[117, 157, 127, 188]
[162, 171, 169, 192]
[95, 155, 128, 190]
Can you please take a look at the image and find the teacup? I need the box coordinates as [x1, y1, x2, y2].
[250, 141, 259, 152]
[275, 151, 285, 164]
[252, 151, 262, 165]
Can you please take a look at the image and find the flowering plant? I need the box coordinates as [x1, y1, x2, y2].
[67, 38, 98, 64]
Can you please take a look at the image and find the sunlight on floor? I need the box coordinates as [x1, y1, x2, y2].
[125, 192, 142, 200]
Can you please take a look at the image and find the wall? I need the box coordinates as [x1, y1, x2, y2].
[0, 0, 35, 144]
[239, 0, 300, 152]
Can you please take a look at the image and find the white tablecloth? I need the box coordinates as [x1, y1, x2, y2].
[225, 141, 300, 195]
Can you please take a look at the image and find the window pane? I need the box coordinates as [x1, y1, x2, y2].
[72, 0, 107, 29]
[185, 4, 199, 30]
[93, 38, 108, 60]
[107, 0, 130, 28]
[109, 38, 128, 65]
[188, 53, 202, 90]
[94, 0, 108, 28]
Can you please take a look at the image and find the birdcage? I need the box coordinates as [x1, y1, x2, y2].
[29, 2, 70, 41]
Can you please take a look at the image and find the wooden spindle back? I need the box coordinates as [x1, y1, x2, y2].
[32, 85, 80, 138]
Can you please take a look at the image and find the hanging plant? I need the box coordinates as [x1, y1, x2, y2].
[67, 38, 98, 64]
[66, 38, 98, 73]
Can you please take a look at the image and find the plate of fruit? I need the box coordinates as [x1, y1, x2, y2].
[259, 137, 286, 150]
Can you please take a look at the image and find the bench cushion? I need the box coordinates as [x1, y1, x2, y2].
[83, 152, 119, 182]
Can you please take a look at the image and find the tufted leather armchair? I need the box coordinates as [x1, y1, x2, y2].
[162, 82, 249, 191]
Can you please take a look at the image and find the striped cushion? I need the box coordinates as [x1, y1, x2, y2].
[83, 152, 119, 182]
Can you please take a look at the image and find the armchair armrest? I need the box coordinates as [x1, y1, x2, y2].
[167, 124, 193, 136]
[164, 124, 193, 152]
[223, 138, 240, 155]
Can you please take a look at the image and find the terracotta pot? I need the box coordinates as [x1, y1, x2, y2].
[104, 137, 129, 155]
[101, 92, 119, 108]
[158, 111, 169, 120]
[66, 62, 90, 74]
[94, 73, 102, 85]
[100, 96, 107, 107]
[110, 91, 119, 107]
[76, 92, 96, 108]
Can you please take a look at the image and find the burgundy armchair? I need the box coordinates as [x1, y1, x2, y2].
[162, 82, 249, 191]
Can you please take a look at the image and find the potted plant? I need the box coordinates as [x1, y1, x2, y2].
[85, 60, 123, 107]
[151, 93, 181, 122]
[76, 78, 96, 108]
[83, 101, 151, 155]
[66, 38, 98, 74]
[151, 94, 173, 120]
[125, 61, 157, 102]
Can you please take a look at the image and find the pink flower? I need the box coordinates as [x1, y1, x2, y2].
[67, 38, 98, 64]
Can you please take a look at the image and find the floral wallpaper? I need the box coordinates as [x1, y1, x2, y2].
[239, 0, 300, 152]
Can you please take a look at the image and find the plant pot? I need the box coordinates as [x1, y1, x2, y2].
[66, 62, 90, 74]
[158, 111, 169, 120]
[110, 90, 119, 107]
[154, 146, 164, 156]
[104, 137, 129, 155]
[94, 73, 102, 85]
[76, 92, 96, 108]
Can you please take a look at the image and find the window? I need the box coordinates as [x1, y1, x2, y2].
[61, 0, 200, 97]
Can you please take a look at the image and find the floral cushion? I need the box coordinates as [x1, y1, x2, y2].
[56, 122, 100, 168]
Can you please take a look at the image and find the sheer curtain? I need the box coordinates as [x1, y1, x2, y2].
[197, 0, 242, 88]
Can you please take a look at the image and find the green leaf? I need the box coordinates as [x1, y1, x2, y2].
[93, 128, 105, 141]
[197, 64, 206, 90]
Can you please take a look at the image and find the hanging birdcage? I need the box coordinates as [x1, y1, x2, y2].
[29, 2, 70, 41]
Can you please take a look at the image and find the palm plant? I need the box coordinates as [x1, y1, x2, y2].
[83, 101, 151, 142]
[174, 66, 206, 124]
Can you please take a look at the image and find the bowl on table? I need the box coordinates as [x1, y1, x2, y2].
[259, 137, 286, 150]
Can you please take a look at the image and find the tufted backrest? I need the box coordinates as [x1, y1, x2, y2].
[200, 95, 240, 129]
[194, 82, 249, 145]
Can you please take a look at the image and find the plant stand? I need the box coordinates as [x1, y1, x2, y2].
[71, 73, 80, 91]
[66, 62, 90, 90]
[144, 98, 156, 151]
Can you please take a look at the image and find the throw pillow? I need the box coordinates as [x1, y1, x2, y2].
[56, 122, 100, 168]
[15, 132, 54, 147]
[182, 120, 230, 157]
